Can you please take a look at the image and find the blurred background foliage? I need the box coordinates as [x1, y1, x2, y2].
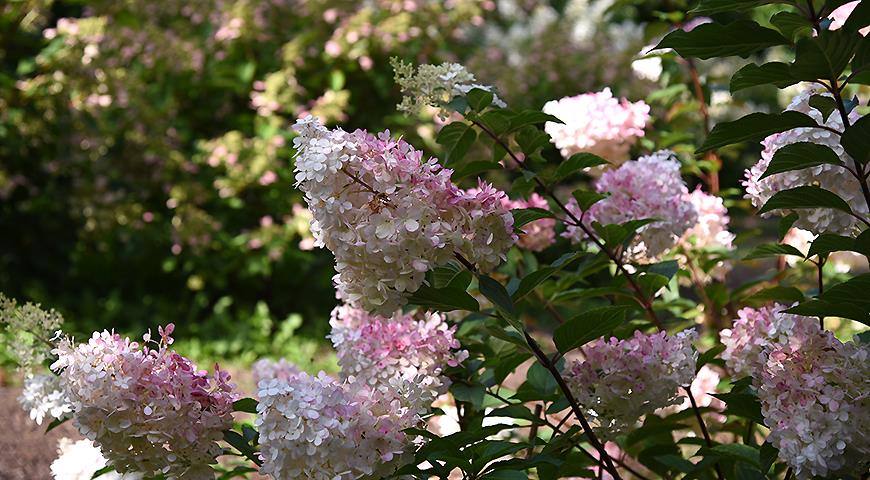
[0, 0, 821, 368]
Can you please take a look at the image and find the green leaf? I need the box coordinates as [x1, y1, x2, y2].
[856, 229, 870, 256]
[513, 267, 564, 301]
[787, 273, 870, 325]
[409, 271, 480, 312]
[572, 189, 608, 211]
[45, 416, 69, 433]
[515, 126, 551, 154]
[553, 306, 630, 353]
[452, 382, 486, 410]
[711, 444, 760, 466]
[437, 123, 477, 166]
[479, 110, 513, 136]
[842, 0, 870, 32]
[432, 262, 465, 288]
[525, 362, 558, 395]
[512, 207, 556, 229]
[91, 466, 115, 479]
[637, 272, 670, 298]
[553, 153, 609, 181]
[808, 95, 838, 122]
[697, 345, 726, 370]
[232, 398, 258, 414]
[759, 142, 843, 180]
[745, 286, 805, 304]
[730, 62, 797, 92]
[778, 212, 799, 239]
[757, 186, 853, 216]
[479, 275, 516, 320]
[790, 30, 861, 81]
[223, 430, 263, 466]
[712, 392, 765, 423]
[482, 470, 528, 480]
[770, 11, 813, 41]
[807, 233, 858, 257]
[698, 111, 819, 152]
[690, 0, 786, 14]
[508, 110, 562, 132]
[656, 20, 789, 59]
[453, 161, 501, 180]
[743, 243, 805, 260]
[467, 88, 494, 112]
[841, 114, 870, 166]
[759, 441, 778, 473]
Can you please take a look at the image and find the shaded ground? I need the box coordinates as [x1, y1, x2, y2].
[0, 386, 80, 480]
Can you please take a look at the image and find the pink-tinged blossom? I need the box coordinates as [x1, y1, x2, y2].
[500, 193, 556, 251]
[328, 305, 468, 410]
[829, 1, 870, 35]
[782, 227, 868, 273]
[256, 371, 422, 480]
[253, 357, 301, 386]
[743, 88, 867, 235]
[543, 88, 650, 163]
[292, 116, 515, 313]
[720, 305, 870, 479]
[564, 330, 698, 439]
[563, 150, 698, 261]
[677, 187, 736, 282]
[51, 325, 236, 479]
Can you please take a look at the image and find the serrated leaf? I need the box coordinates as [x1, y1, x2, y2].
[508, 110, 562, 132]
[757, 186, 853, 216]
[515, 126, 551, 154]
[698, 111, 819, 152]
[743, 243, 805, 260]
[479, 275, 516, 320]
[437, 123, 477, 167]
[572, 189, 608, 211]
[232, 397, 258, 414]
[553, 306, 630, 353]
[512, 207, 556, 229]
[656, 20, 789, 59]
[479, 110, 513, 135]
[467, 88, 494, 112]
[553, 153, 609, 181]
[730, 62, 797, 92]
[790, 30, 861, 81]
[760, 142, 843, 180]
[841, 114, 870, 166]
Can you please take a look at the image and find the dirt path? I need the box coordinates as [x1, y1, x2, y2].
[0, 386, 80, 480]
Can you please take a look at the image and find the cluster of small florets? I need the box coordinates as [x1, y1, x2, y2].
[256, 371, 420, 480]
[499, 193, 557, 251]
[51, 438, 142, 480]
[0, 293, 64, 372]
[720, 305, 870, 479]
[744, 88, 867, 235]
[253, 357, 301, 385]
[543, 88, 650, 163]
[391, 58, 506, 117]
[564, 330, 698, 439]
[292, 116, 515, 313]
[328, 305, 468, 409]
[563, 150, 698, 260]
[677, 187, 736, 282]
[18, 373, 71, 425]
[782, 227, 867, 272]
[51, 325, 236, 479]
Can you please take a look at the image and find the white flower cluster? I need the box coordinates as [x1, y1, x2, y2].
[50, 438, 142, 480]
[328, 305, 468, 410]
[256, 371, 419, 480]
[292, 116, 515, 314]
[563, 150, 698, 261]
[18, 373, 71, 425]
[564, 330, 697, 439]
[391, 58, 506, 117]
[677, 187, 736, 282]
[721, 305, 870, 479]
[744, 88, 867, 235]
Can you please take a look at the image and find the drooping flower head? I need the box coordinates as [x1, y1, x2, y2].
[51, 325, 236, 479]
[743, 87, 867, 235]
[563, 150, 698, 261]
[499, 193, 556, 252]
[328, 305, 468, 410]
[292, 116, 515, 313]
[256, 371, 420, 480]
[391, 58, 506, 117]
[564, 330, 698, 439]
[720, 305, 870, 479]
[543, 88, 650, 163]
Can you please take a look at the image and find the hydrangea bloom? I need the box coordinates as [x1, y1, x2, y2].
[543, 88, 650, 163]
[256, 371, 420, 480]
[51, 325, 236, 479]
[50, 438, 142, 480]
[720, 305, 870, 479]
[563, 150, 698, 260]
[677, 187, 736, 282]
[499, 193, 556, 251]
[564, 330, 697, 439]
[391, 58, 506, 117]
[292, 116, 515, 313]
[782, 227, 868, 273]
[18, 373, 72, 425]
[328, 305, 467, 409]
[253, 357, 301, 385]
[743, 88, 867, 235]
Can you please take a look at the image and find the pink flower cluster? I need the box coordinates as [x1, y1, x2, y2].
[256, 371, 421, 480]
[563, 150, 698, 260]
[499, 193, 556, 251]
[253, 357, 301, 385]
[292, 116, 516, 313]
[677, 187, 736, 282]
[51, 325, 236, 479]
[744, 88, 867, 235]
[564, 330, 698, 439]
[328, 305, 468, 408]
[543, 88, 650, 163]
[721, 305, 870, 479]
